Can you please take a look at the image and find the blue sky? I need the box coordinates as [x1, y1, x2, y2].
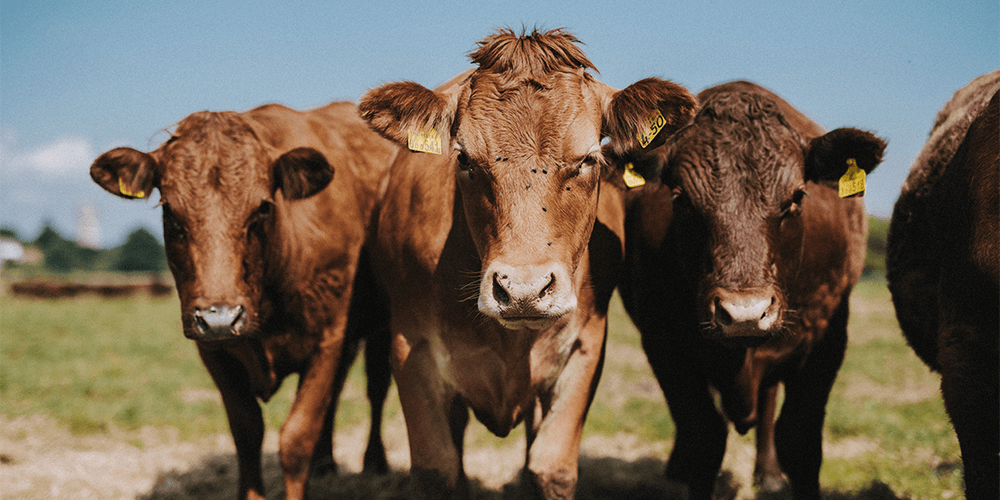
[2, 0, 997, 248]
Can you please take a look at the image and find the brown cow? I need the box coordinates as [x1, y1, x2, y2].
[358, 28, 695, 499]
[616, 81, 886, 500]
[89, 101, 396, 500]
[887, 70, 999, 500]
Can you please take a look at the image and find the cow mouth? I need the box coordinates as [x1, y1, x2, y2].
[702, 325, 783, 349]
[496, 315, 560, 331]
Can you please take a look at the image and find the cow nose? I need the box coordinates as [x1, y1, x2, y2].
[191, 303, 247, 340]
[710, 287, 779, 336]
[479, 262, 576, 330]
[492, 271, 556, 307]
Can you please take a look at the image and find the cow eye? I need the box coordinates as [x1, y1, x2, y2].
[162, 203, 187, 239]
[250, 200, 274, 226]
[780, 188, 807, 219]
[574, 155, 599, 176]
[456, 150, 476, 179]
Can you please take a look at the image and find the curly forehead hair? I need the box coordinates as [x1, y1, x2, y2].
[469, 28, 597, 83]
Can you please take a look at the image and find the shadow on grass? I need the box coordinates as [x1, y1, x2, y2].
[139, 453, 908, 500]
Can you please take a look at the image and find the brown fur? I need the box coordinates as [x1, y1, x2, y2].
[90, 101, 398, 500]
[887, 70, 1000, 500]
[358, 28, 694, 499]
[617, 81, 886, 500]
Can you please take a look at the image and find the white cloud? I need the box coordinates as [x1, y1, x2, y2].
[23, 136, 96, 176]
[1, 131, 96, 178]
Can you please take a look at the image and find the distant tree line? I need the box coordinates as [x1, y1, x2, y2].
[1, 224, 167, 273]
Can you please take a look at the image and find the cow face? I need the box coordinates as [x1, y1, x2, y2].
[361, 29, 694, 330]
[658, 89, 885, 344]
[90, 111, 333, 342]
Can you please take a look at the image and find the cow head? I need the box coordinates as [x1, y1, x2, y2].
[653, 85, 885, 344]
[90, 111, 334, 342]
[360, 28, 695, 330]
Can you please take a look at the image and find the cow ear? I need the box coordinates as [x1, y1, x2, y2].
[358, 81, 457, 151]
[603, 77, 697, 157]
[804, 127, 887, 184]
[273, 147, 334, 200]
[90, 147, 158, 199]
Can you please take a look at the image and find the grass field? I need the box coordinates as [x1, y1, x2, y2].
[0, 278, 961, 499]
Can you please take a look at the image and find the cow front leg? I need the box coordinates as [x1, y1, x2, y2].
[521, 317, 607, 499]
[279, 328, 347, 500]
[774, 300, 848, 500]
[753, 384, 786, 492]
[309, 327, 363, 478]
[392, 332, 469, 499]
[657, 358, 727, 500]
[362, 324, 393, 474]
[198, 346, 266, 500]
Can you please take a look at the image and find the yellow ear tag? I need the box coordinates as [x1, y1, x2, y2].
[636, 109, 667, 148]
[623, 162, 646, 188]
[838, 158, 866, 198]
[407, 126, 442, 155]
[118, 177, 145, 198]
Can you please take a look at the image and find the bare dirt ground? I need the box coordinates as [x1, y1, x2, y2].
[0, 411, 903, 500]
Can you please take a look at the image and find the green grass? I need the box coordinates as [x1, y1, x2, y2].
[0, 278, 960, 498]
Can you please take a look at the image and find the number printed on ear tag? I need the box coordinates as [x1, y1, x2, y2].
[838, 158, 866, 198]
[636, 109, 667, 148]
[407, 126, 442, 155]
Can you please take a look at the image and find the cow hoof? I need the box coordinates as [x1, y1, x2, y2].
[362, 452, 390, 475]
[310, 458, 338, 478]
[753, 471, 788, 493]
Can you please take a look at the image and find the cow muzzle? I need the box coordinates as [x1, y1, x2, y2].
[707, 287, 781, 344]
[187, 303, 248, 341]
[478, 262, 577, 330]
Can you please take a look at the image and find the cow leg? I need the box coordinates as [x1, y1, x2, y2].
[362, 328, 392, 474]
[774, 299, 848, 500]
[308, 332, 361, 478]
[753, 384, 785, 492]
[347, 250, 392, 474]
[521, 317, 607, 500]
[392, 331, 468, 499]
[639, 327, 727, 500]
[661, 368, 728, 500]
[940, 344, 1000, 500]
[279, 322, 348, 500]
[198, 347, 266, 500]
[938, 273, 999, 500]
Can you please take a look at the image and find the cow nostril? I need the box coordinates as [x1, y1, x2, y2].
[538, 273, 556, 299]
[492, 273, 511, 306]
[713, 296, 733, 327]
[193, 310, 210, 334]
[762, 296, 776, 320]
[231, 305, 247, 331]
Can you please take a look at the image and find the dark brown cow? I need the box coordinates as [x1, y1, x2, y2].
[358, 29, 695, 499]
[616, 81, 886, 500]
[887, 70, 999, 500]
[89, 101, 396, 500]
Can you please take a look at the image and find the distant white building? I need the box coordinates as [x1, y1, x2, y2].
[76, 204, 101, 249]
[0, 237, 25, 267]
